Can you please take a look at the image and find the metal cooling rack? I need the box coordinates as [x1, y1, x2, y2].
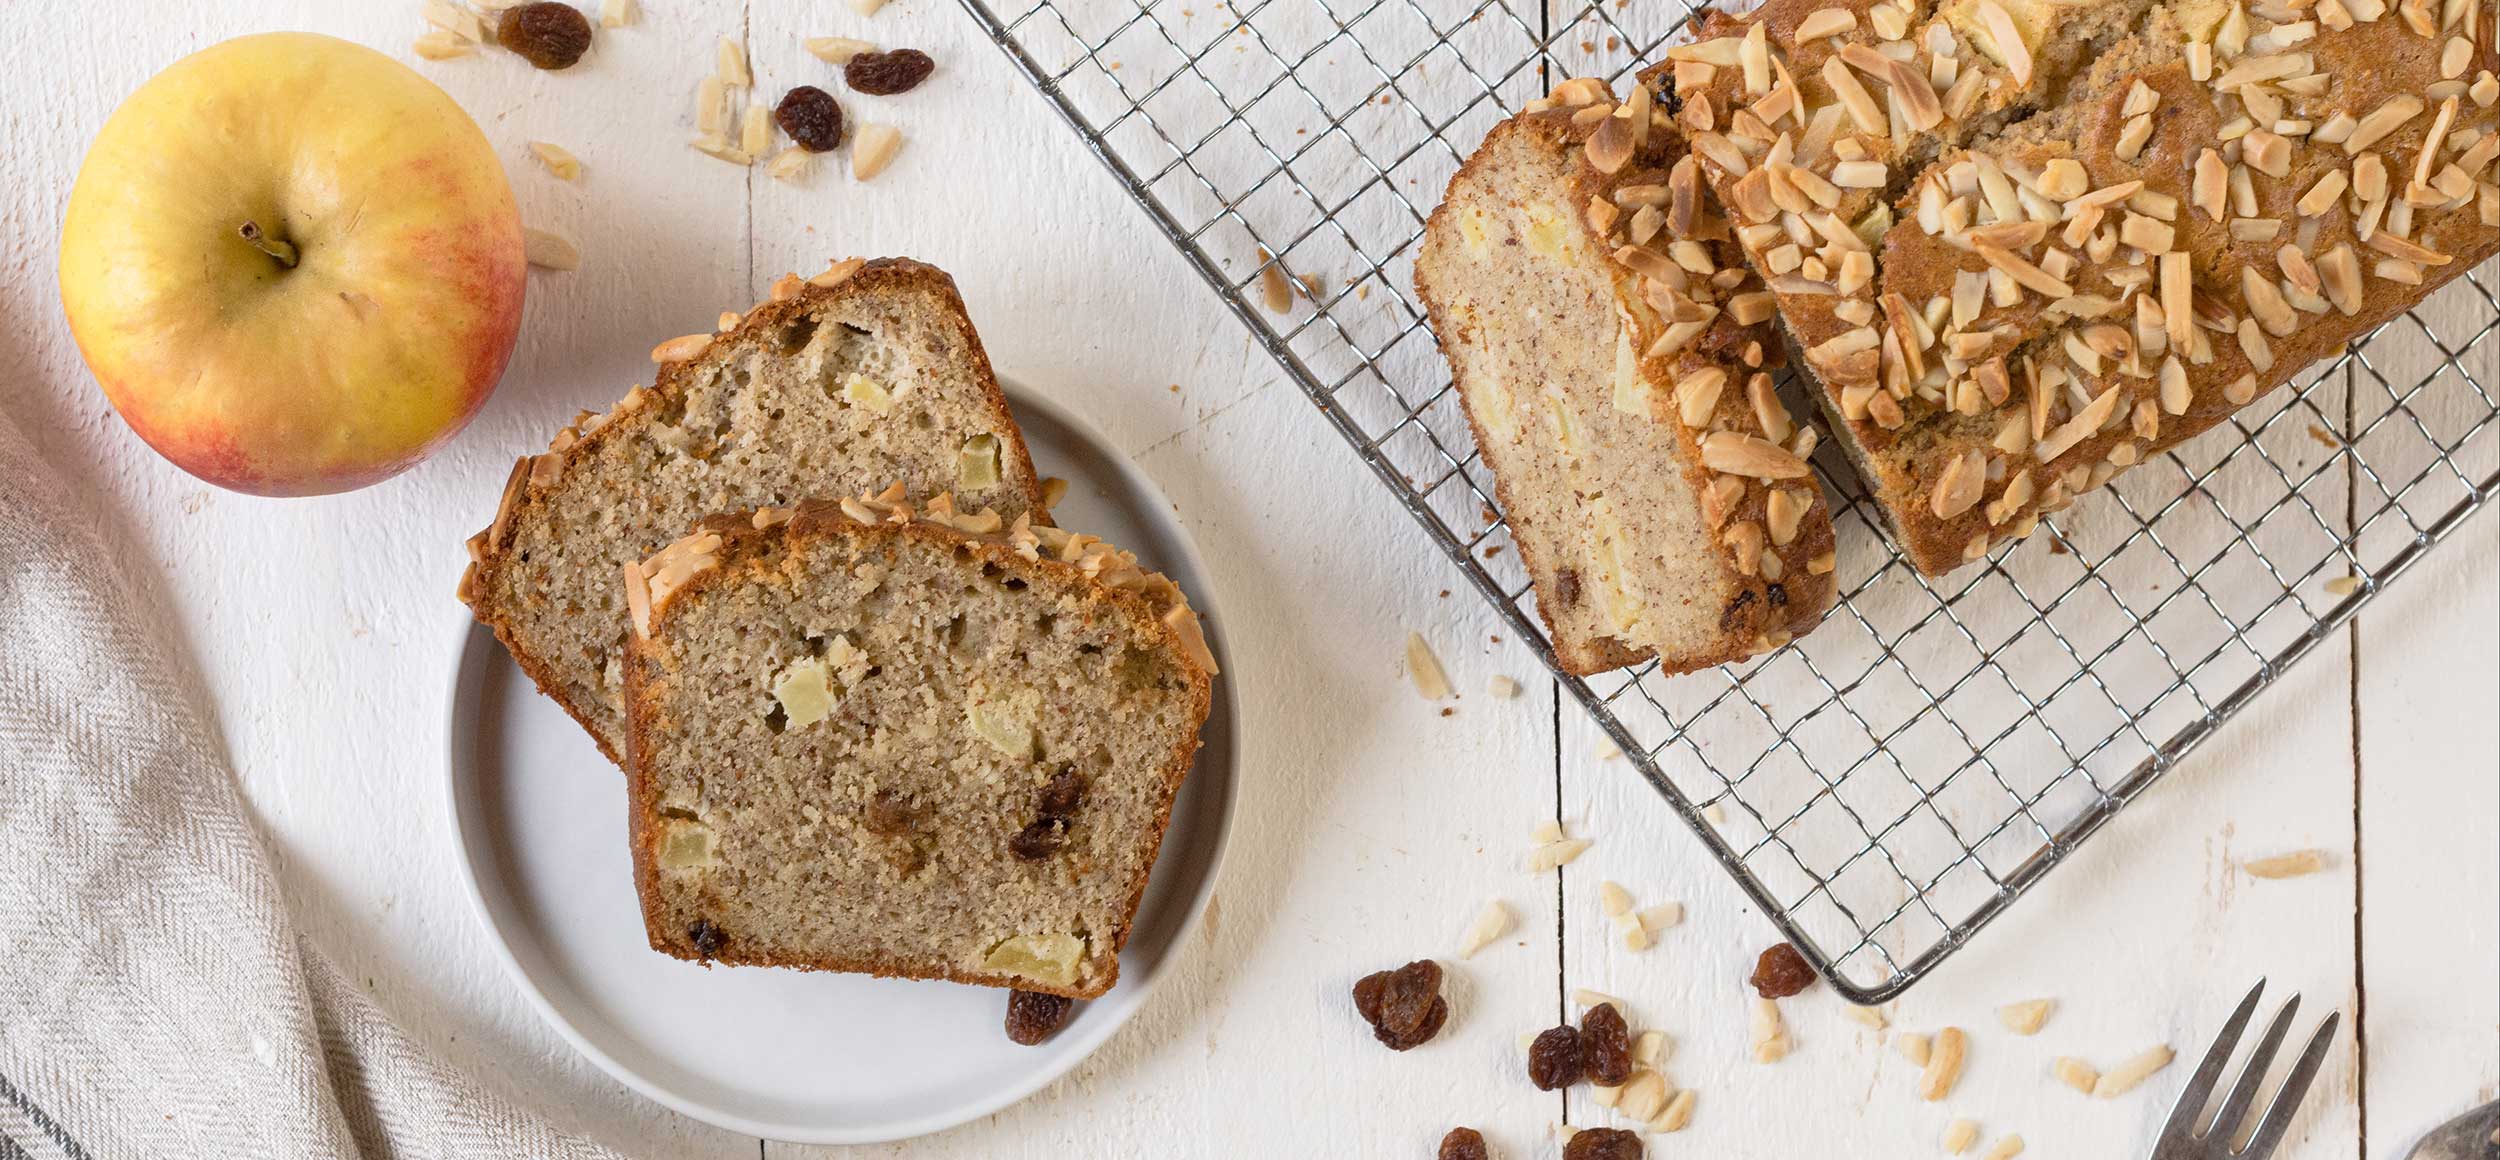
[960, 0, 2500, 1000]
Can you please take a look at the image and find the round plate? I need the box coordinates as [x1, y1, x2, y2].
[443, 384, 1238, 1144]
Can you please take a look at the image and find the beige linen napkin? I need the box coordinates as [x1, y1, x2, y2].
[0, 413, 628, 1160]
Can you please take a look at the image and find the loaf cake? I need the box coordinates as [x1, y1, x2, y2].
[1642, 0, 2500, 573]
[459, 258, 1048, 763]
[618, 490, 1217, 997]
[1416, 82, 1840, 675]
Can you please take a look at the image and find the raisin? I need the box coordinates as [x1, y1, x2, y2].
[1750, 942, 1818, 999]
[1526, 1025, 1585, 1090]
[1718, 588, 1759, 631]
[1562, 1127, 1643, 1160]
[1037, 768, 1088, 819]
[1554, 568, 1583, 607]
[498, 3, 593, 70]
[1767, 582, 1790, 607]
[774, 86, 846, 152]
[844, 48, 935, 95]
[1437, 1127, 1489, 1160]
[1009, 817, 1065, 861]
[1581, 1002, 1633, 1086]
[1352, 960, 1448, 1050]
[1004, 989, 1077, 1045]
[863, 788, 921, 836]
[686, 919, 726, 956]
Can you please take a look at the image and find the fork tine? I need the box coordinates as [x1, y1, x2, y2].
[2206, 994, 2304, 1143]
[2158, 980, 2269, 1144]
[2237, 1012, 2341, 1159]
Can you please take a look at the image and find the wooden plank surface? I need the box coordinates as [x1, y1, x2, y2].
[1, 0, 2491, 1156]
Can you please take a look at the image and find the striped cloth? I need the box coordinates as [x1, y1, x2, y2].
[0, 414, 627, 1160]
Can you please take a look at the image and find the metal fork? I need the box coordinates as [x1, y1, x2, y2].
[2151, 981, 2343, 1160]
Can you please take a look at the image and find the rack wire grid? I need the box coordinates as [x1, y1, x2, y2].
[960, 0, 2500, 1000]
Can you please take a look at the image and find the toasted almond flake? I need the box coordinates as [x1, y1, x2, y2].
[523, 227, 580, 271]
[2347, 95, 2426, 154]
[1675, 367, 1728, 427]
[1748, 372, 1795, 442]
[2039, 384, 2122, 463]
[1751, 996, 1792, 1063]
[1459, 899, 1514, 957]
[2120, 212, 2175, 255]
[651, 332, 713, 362]
[529, 141, 583, 181]
[2094, 1045, 2175, 1097]
[1653, 1087, 1698, 1132]
[2243, 268, 2299, 336]
[717, 37, 751, 88]
[1701, 431, 1812, 479]
[1404, 631, 1451, 699]
[2037, 158, 2088, 200]
[599, 0, 638, 27]
[1586, 113, 1635, 174]
[1765, 487, 1810, 545]
[851, 123, 904, 180]
[1633, 1029, 1670, 1065]
[2237, 319, 2275, 372]
[1899, 1032, 1933, 1066]
[1821, 57, 1888, 137]
[2116, 113, 2155, 161]
[805, 35, 876, 63]
[1741, 20, 1772, 95]
[2369, 230, 2453, 265]
[1930, 449, 1986, 519]
[690, 135, 753, 166]
[1529, 838, 1594, 873]
[1997, 998, 2056, 1035]
[1832, 159, 1890, 188]
[2297, 168, 2349, 216]
[2319, 244, 2365, 314]
[2245, 848, 2331, 877]
[1796, 6, 1858, 39]
[1976, 0, 2033, 86]
[2225, 374, 2260, 405]
[2242, 130, 2291, 177]
[1981, 1135, 2026, 1160]
[2444, 35, 2475, 76]
[1919, 1027, 1967, 1100]
[413, 30, 477, 60]
[1944, 1119, 1981, 1154]
[1975, 243, 2073, 298]
[1723, 520, 1767, 576]
[2161, 252, 2194, 349]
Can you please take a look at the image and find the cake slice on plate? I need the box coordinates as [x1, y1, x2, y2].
[618, 490, 1217, 998]
[460, 258, 1048, 764]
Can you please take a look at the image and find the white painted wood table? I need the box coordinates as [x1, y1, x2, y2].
[7, 0, 2495, 1155]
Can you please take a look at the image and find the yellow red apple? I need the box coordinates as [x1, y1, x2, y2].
[60, 32, 526, 496]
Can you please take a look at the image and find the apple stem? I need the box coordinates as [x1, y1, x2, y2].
[238, 221, 298, 269]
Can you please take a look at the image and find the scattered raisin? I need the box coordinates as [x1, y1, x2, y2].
[1554, 568, 1583, 606]
[1580, 1002, 1633, 1086]
[1352, 960, 1448, 1050]
[1004, 989, 1077, 1045]
[1437, 1127, 1489, 1160]
[844, 48, 935, 95]
[1718, 588, 1759, 630]
[1767, 582, 1790, 607]
[1526, 1025, 1585, 1090]
[774, 86, 846, 152]
[1009, 818, 1066, 861]
[498, 3, 593, 70]
[1562, 1127, 1643, 1160]
[1750, 942, 1818, 999]
[1037, 768, 1088, 819]
[686, 919, 726, 956]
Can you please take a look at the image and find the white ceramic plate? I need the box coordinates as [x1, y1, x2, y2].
[442, 384, 1238, 1144]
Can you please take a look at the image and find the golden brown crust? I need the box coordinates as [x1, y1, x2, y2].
[1653, 0, 2500, 573]
[620, 498, 1214, 998]
[1417, 93, 1838, 675]
[461, 258, 1051, 766]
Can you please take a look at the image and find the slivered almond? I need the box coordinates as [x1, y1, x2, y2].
[1930, 449, 1986, 519]
[1944, 1119, 1981, 1154]
[1919, 1027, 1968, 1100]
[523, 228, 579, 270]
[1701, 432, 1812, 479]
[2243, 130, 2291, 177]
[1405, 631, 1451, 699]
[1766, 488, 1811, 545]
[1898, 1032, 1933, 1065]
[1982, 1135, 2026, 1160]
[1724, 521, 1766, 576]
[651, 332, 713, 362]
[2054, 1056, 2101, 1093]
[2244, 848, 2330, 877]
[2242, 268, 2298, 336]
[1795, 7, 1857, 40]
[2345, 95, 2426, 154]
[529, 141, 583, 181]
[2369, 230, 2453, 264]
[1975, 243, 2073, 298]
[2298, 169, 2349, 216]
[1742, 21, 1771, 95]
[1750, 996, 1791, 1063]
[1676, 367, 1729, 427]
[1586, 113, 1635, 174]
[1997, 998, 2055, 1035]
[2037, 385, 2122, 462]
[1976, 0, 2032, 86]
[805, 36, 877, 63]
[2094, 1045, 2176, 1097]
[2159, 356, 2192, 414]
[2225, 373, 2260, 405]
[1528, 838, 1593, 872]
[2318, 244, 2365, 314]
[1748, 373, 1794, 442]
[1824, 57, 1888, 135]
[851, 124, 904, 180]
[2161, 252, 2194, 349]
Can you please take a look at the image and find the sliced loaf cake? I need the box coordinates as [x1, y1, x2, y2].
[1416, 81, 1840, 676]
[619, 489, 1217, 998]
[460, 258, 1048, 764]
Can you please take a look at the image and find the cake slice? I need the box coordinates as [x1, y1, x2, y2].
[618, 490, 1217, 997]
[1416, 81, 1840, 676]
[459, 258, 1048, 764]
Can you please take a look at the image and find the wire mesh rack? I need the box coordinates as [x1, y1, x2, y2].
[960, 0, 2500, 1000]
